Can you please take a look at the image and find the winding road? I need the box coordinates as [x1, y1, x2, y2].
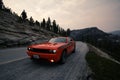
[0, 42, 89, 80]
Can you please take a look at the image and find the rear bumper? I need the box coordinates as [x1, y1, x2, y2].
[27, 50, 61, 62]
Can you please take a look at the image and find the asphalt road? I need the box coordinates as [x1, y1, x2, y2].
[0, 42, 89, 80]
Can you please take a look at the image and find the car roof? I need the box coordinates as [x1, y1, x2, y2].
[54, 36, 70, 38]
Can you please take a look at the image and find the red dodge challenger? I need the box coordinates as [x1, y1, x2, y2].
[27, 37, 76, 64]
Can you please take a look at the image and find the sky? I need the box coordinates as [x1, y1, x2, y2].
[4, 0, 120, 32]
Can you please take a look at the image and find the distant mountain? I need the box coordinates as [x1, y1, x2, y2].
[0, 10, 58, 48]
[110, 30, 120, 36]
[70, 27, 109, 41]
[70, 27, 120, 61]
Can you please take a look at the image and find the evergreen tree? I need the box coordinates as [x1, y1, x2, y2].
[66, 28, 71, 36]
[35, 20, 40, 26]
[59, 27, 63, 35]
[0, 0, 3, 9]
[53, 20, 57, 33]
[41, 18, 46, 29]
[56, 24, 59, 34]
[57, 25, 61, 34]
[60, 28, 67, 36]
[46, 17, 51, 31]
[29, 16, 34, 26]
[21, 10, 27, 21]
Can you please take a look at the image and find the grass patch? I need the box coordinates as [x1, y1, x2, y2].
[86, 51, 120, 80]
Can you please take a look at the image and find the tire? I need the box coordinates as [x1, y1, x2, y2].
[72, 45, 76, 53]
[60, 51, 67, 64]
[30, 56, 35, 60]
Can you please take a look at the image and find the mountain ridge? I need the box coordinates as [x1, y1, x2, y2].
[110, 30, 120, 36]
[70, 27, 120, 62]
[70, 27, 109, 41]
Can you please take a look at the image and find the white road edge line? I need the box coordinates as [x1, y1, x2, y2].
[0, 57, 28, 65]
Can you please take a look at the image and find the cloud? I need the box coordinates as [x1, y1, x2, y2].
[4, 0, 120, 32]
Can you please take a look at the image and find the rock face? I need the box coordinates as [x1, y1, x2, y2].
[0, 10, 58, 48]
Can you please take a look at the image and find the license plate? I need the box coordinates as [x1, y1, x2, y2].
[33, 55, 39, 59]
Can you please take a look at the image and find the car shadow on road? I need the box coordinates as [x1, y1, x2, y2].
[30, 59, 61, 67]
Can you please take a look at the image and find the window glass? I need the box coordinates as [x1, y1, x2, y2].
[49, 37, 66, 43]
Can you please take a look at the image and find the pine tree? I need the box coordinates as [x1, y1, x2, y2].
[52, 20, 57, 33]
[56, 25, 59, 34]
[0, 0, 4, 10]
[41, 18, 46, 29]
[60, 28, 67, 36]
[59, 27, 63, 35]
[66, 28, 71, 36]
[21, 10, 27, 21]
[46, 17, 51, 31]
[35, 20, 40, 26]
[57, 25, 61, 34]
[29, 16, 34, 26]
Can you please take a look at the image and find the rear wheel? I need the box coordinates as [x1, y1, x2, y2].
[60, 51, 67, 64]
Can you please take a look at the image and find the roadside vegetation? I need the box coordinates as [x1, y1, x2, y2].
[86, 51, 120, 80]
